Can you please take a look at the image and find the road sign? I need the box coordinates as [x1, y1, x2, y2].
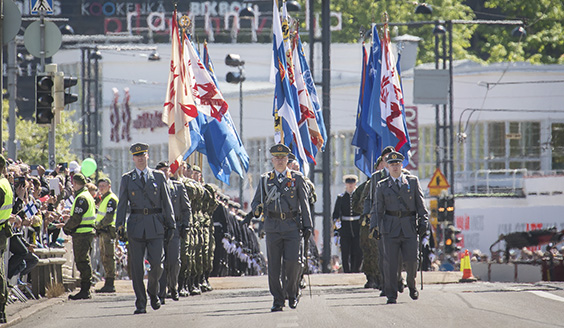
[3, 0, 22, 45]
[23, 20, 62, 58]
[31, 0, 53, 15]
[427, 167, 450, 196]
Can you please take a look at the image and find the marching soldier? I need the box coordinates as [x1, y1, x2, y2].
[0, 155, 13, 323]
[63, 173, 96, 300]
[95, 178, 118, 293]
[116, 143, 175, 314]
[249, 144, 312, 312]
[156, 161, 191, 303]
[333, 175, 363, 273]
[370, 152, 429, 304]
[287, 153, 316, 289]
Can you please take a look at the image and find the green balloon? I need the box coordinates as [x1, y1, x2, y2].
[81, 158, 97, 177]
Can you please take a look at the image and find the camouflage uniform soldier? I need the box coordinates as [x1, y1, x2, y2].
[0, 155, 13, 323]
[64, 173, 96, 300]
[182, 166, 205, 295]
[201, 183, 218, 291]
[354, 157, 383, 289]
[95, 178, 118, 293]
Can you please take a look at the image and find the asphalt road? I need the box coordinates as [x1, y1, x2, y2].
[8, 278, 564, 328]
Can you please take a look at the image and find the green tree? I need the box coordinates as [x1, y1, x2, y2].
[2, 99, 79, 166]
[298, 0, 564, 64]
[475, 0, 564, 64]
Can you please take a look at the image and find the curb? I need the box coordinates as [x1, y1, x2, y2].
[5, 296, 65, 327]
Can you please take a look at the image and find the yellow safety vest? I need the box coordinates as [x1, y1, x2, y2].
[96, 192, 118, 226]
[0, 177, 13, 229]
[71, 188, 96, 234]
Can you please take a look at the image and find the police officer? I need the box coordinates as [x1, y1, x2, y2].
[370, 152, 429, 304]
[63, 173, 96, 300]
[156, 161, 191, 303]
[249, 144, 312, 312]
[95, 178, 118, 293]
[116, 143, 175, 314]
[0, 155, 13, 323]
[333, 174, 363, 273]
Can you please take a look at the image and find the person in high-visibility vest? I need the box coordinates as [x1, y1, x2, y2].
[95, 178, 118, 293]
[63, 173, 96, 300]
[0, 155, 14, 323]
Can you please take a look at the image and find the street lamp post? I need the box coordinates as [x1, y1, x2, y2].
[225, 54, 246, 205]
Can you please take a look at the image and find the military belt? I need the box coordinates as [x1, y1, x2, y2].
[131, 208, 162, 215]
[341, 216, 360, 221]
[385, 210, 416, 218]
[267, 210, 298, 220]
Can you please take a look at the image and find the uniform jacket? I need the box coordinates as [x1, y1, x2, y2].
[332, 191, 361, 238]
[369, 174, 428, 238]
[116, 168, 175, 240]
[169, 180, 191, 230]
[251, 169, 312, 233]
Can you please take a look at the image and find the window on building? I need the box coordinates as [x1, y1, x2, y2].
[552, 123, 564, 170]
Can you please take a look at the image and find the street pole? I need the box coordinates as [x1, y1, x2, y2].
[239, 67, 243, 206]
[321, 0, 331, 274]
[7, 40, 17, 159]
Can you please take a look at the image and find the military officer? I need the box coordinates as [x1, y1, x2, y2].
[95, 178, 118, 293]
[63, 173, 96, 300]
[249, 144, 312, 312]
[363, 146, 406, 296]
[116, 143, 175, 314]
[333, 174, 363, 273]
[370, 152, 429, 304]
[0, 155, 13, 323]
[156, 161, 191, 303]
[287, 153, 316, 289]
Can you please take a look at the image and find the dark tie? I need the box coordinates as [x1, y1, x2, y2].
[396, 179, 401, 189]
[140, 171, 146, 187]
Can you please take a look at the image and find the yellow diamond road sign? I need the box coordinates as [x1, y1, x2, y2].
[428, 168, 450, 196]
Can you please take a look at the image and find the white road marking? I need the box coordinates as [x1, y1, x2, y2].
[528, 291, 564, 303]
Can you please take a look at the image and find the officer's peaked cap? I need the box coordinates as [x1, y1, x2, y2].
[386, 151, 404, 164]
[130, 142, 149, 155]
[270, 144, 290, 157]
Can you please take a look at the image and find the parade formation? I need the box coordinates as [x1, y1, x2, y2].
[3, 0, 564, 325]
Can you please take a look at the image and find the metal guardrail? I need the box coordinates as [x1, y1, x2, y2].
[455, 169, 527, 196]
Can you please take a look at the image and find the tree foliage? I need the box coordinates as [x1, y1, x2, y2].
[300, 0, 564, 64]
[2, 99, 79, 166]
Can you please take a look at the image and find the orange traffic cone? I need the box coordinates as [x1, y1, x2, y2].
[459, 249, 477, 282]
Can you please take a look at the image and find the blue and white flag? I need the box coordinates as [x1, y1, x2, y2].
[271, 0, 308, 172]
[24, 201, 38, 219]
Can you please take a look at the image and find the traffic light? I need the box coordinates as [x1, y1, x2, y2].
[446, 195, 455, 223]
[54, 73, 78, 111]
[225, 53, 246, 84]
[444, 224, 462, 255]
[226, 71, 246, 84]
[35, 73, 55, 124]
[437, 196, 446, 222]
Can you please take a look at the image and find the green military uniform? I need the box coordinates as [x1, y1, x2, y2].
[354, 179, 381, 289]
[64, 174, 96, 300]
[201, 183, 218, 291]
[0, 160, 14, 323]
[95, 189, 118, 292]
[181, 176, 205, 295]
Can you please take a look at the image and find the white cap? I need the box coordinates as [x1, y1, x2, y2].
[69, 160, 80, 173]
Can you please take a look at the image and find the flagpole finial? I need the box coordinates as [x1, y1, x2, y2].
[179, 15, 191, 37]
[172, 0, 178, 9]
[382, 12, 389, 24]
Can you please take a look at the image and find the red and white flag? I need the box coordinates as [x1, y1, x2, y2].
[379, 23, 408, 151]
[183, 34, 228, 121]
[292, 36, 322, 151]
[163, 10, 198, 173]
